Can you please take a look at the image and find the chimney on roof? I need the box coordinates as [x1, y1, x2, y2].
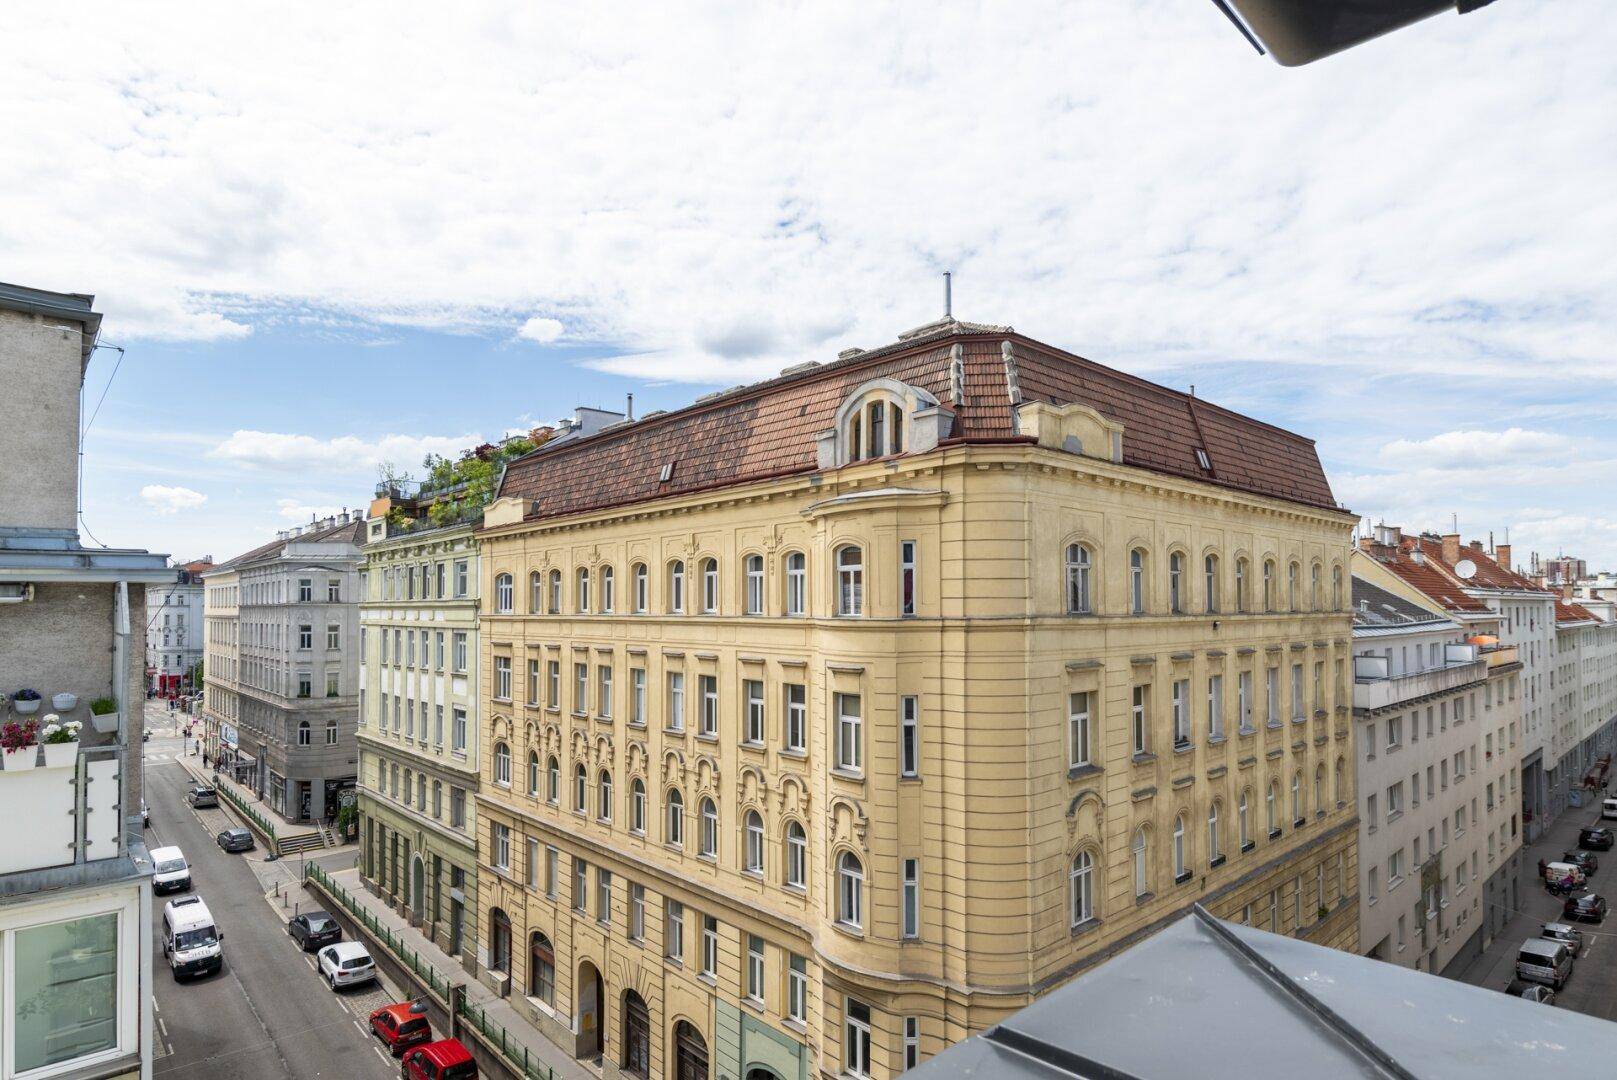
[1410, 548, 1424, 565]
[1495, 543, 1512, 572]
[1563, 583, 1575, 601]
[276, 530, 288, 541]
[1441, 534, 1461, 565]
[1374, 524, 1402, 547]
[626, 393, 634, 422]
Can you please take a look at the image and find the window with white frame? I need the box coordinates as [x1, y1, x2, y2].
[576, 566, 590, 613]
[1172, 814, 1187, 879]
[494, 742, 511, 786]
[1132, 828, 1149, 896]
[785, 552, 806, 616]
[666, 900, 684, 960]
[744, 680, 765, 744]
[700, 558, 719, 613]
[547, 757, 560, 804]
[668, 672, 685, 731]
[789, 955, 808, 1023]
[902, 857, 920, 938]
[747, 935, 765, 1002]
[701, 915, 718, 977]
[492, 822, 511, 869]
[494, 656, 511, 700]
[1205, 554, 1219, 613]
[1169, 551, 1184, 613]
[744, 811, 765, 874]
[845, 999, 872, 1079]
[632, 563, 648, 612]
[547, 569, 561, 614]
[495, 573, 513, 613]
[1207, 674, 1223, 739]
[699, 798, 718, 858]
[837, 546, 864, 616]
[631, 668, 646, 725]
[1065, 543, 1093, 614]
[835, 693, 862, 771]
[745, 555, 764, 614]
[837, 852, 864, 928]
[630, 779, 646, 833]
[666, 789, 684, 846]
[785, 822, 808, 889]
[1130, 549, 1146, 613]
[668, 561, 685, 613]
[598, 770, 613, 822]
[900, 695, 919, 776]
[574, 764, 587, 813]
[1208, 802, 1221, 864]
[699, 675, 718, 736]
[1068, 691, 1093, 768]
[900, 540, 916, 617]
[1172, 679, 1190, 748]
[785, 683, 806, 752]
[1070, 850, 1094, 925]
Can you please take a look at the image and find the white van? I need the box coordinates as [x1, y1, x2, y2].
[1602, 798, 1617, 820]
[1516, 938, 1574, 989]
[151, 845, 191, 894]
[162, 896, 223, 978]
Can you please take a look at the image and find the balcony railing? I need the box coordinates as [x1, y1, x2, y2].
[0, 744, 122, 876]
[1353, 658, 1487, 713]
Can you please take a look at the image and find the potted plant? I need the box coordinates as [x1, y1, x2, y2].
[51, 692, 78, 712]
[40, 715, 82, 768]
[88, 697, 120, 735]
[12, 689, 41, 715]
[1, 719, 39, 771]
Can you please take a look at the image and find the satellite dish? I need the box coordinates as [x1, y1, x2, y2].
[1455, 559, 1477, 580]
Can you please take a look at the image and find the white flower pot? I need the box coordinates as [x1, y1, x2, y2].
[13, 699, 40, 715]
[41, 742, 78, 769]
[2, 746, 39, 771]
[89, 710, 120, 735]
[51, 693, 78, 712]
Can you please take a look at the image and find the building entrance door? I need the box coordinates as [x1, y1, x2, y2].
[674, 1021, 708, 1080]
[411, 858, 426, 916]
[622, 991, 650, 1077]
[299, 783, 312, 820]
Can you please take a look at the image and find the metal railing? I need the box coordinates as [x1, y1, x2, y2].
[216, 777, 279, 854]
[456, 999, 556, 1080]
[304, 863, 451, 999]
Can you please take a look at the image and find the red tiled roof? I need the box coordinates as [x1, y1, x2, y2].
[1556, 599, 1599, 625]
[1375, 552, 1493, 615]
[1400, 537, 1551, 595]
[497, 325, 1340, 523]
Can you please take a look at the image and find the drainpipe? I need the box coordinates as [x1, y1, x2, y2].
[114, 580, 136, 853]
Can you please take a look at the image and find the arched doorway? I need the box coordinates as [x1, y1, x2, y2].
[577, 960, 604, 1059]
[488, 908, 511, 987]
[528, 932, 555, 1005]
[674, 1020, 708, 1080]
[621, 990, 651, 1078]
[746, 1069, 785, 1080]
[410, 857, 426, 917]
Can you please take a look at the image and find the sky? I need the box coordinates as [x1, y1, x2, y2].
[3, 2, 1615, 570]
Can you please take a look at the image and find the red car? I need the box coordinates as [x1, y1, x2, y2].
[401, 1038, 477, 1080]
[369, 1002, 432, 1056]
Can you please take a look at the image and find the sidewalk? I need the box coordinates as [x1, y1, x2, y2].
[318, 863, 595, 1080]
[177, 753, 331, 850]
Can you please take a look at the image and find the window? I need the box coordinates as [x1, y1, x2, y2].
[495, 656, 511, 700]
[1132, 828, 1149, 897]
[744, 810, 765, 874]
[666, 901, 684, 961]
[1065, 543, 1093, 614]
[598, 665, 613, 718]
[326, 623, 341, 650]
[1172, 814, 1187, 880]
[631, 779, 646, 833]
[574, 662, 588, 714]
[596, 868, 611, 925]
[493, 742, 511, 786]
[902, 857, 920, 938]
[901, 696, 920, 776]
[699, 798, 718, 858]
[495, 573, 513, 613]
[527, 659, 541, 706]
[786, 822, 807, 889]
[573, 764, 587, 812]
[527, 751, 540, 795]
[745, 680, 765, 744]
[668, 672, 685, 731]
[1314, 764, 1325, 813]
[1263, 560, 1275, 611]
[326, 671, 340, 698]
[1070, 850, 1094, 925]
[785, 552, 807, 616]
[1207, 803, 1221, 864]
[326, 717, 338, 743]
[666, 789, 684, 846]
[598, 770, 613, 822]
[530, 571, 543, 613]
[1291, 664, 1304, 721]
[747, 935, 766, 1002]
[1204, 554, 1219, 613]
[298, 577, 313, 602]
[1238, 671, 1253, 733]
[1235, 557, 1248, 612]
[547, 757, 560, 804]
[1169, 552, 1184, 613]
[631, 668, 647, 725]
[836, 693, 862, 771]
[454, 560, 469, 598]
[700, 558, 719, 613]
[547, 569, 561, 614]
[453, 632, 468, 673]
[668, 561, 685, 613]
[785, 684, 807, 752]
[1172, 679, 1190, 748]
[701, 916, 718, 978]
[298, 720, 311, 745]
[1287, 562, 1299, 610]
[745, 555, 764, 614]
[905, 1016, 921, 1071]
[838, 852, 864, 928]
[1310, 563, 1321, 610]
[299, 624, 313, 650]
[452, 707, 467, 752]
[1206, 674, 1223, 739]
[547, 661, 560, 707]
[492, 823, 511, 869]
[629, 885, 646, 940]
[699, 675, 718, 736]
[1129, 549, 1146, 613]
[845, 999, 872, 1079]
[576, 566, 590, 613]
[837, 546, 864, 616]
[1238, 790, 1251, 848]
[1292, 772, 1303, 825]
[789, 955, 808, 1023]
[632, 563, 648, 612]
[900, 540, 916, 616]
[573, 859, 589, 913]
[1068, 691, 1093, 768]
[297, 672, 312, 698]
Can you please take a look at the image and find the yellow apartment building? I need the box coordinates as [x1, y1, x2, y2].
[471, 318, 1359, 1080]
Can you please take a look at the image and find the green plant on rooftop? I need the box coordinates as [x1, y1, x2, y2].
[419, 433, 548, 526]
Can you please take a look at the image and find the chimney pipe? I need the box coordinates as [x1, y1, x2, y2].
[1441, 534, 1461, 565]
[626, 393, 634, 422]
[1495, 544, 1512, 572]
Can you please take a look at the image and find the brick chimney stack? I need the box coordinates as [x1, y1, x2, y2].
[1442, 533, 1461, 565]
[1495, 544, 1512, 572]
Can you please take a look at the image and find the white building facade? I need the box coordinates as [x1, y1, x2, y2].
[143, 559, 209, 694]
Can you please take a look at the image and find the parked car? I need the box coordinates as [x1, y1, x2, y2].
[317, 941, 376, 990]
[1563, 892, 1609, 924]
[369, 1002, 433, 1056]
[1515, 938, 1575, 989]
[150, 845, 192, 894]
[216, 828, 254, 853]
[1603, 797, 1617, 821]
[401, 1038, 478, 1080]
[187, 786, 218, 808]
[288, 911, 343, 952]
[1505, 978, 1556, 1005]
[1541, 922, 1586, 955]
[1563, 850, 1599, 873]
[1578, 826, 1614, 850]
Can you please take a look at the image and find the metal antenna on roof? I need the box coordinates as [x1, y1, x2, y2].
[1451, 512, 1458, 533]
[943, 270, 952, 318]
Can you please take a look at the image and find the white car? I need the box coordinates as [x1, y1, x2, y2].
[317, 941, 376, 990]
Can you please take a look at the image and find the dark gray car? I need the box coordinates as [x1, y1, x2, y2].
[288, 911, 343, 952]
[216, 827, 254, 853]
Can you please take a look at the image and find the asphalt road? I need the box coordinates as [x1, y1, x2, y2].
[142, 737, 400, 1080]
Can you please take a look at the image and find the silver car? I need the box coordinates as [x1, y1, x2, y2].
[1541, 921, 1586, 956]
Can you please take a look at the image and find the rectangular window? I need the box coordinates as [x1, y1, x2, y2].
[788, 955, 808, 1023]
[631, 668, 647, 725]
[548, 661, 561, 708]
[526, 838, 540, 888]
[435, 632, 445, 671]
[453, 632, 468, 674]
[836, 693, 862, 771]
[1172, 680, 1190, 747]
[629, 883, 646, 940]
[1237, 671, 1253, 733]
[900, 539, 916, 617]
[328, 577, 341, 602]
[668, 673, 685, 731]
[573, 858, 588, 914]
[1266, 667, 1279, 725]
[299, 625, 313, 650]
[785, 683, 807, 752]
[545, 846, 558, 897]
[327, 624, 341, 650]
[495, 656, 511, 700]
[699, 674, 718, 735]
[701, 915, 718, 978]
[299, 578, 313, 602]
[598, 664, 613, 718]
[596, 868, 611, 925]
[745, 680, 765, 744]
[1068, 690, 1092, 767]
[845, 999, 873, 1079]
[452, 707, 467, 752]
[11, 911, 122, 1074]
[900, 696, 919, 776]
[747, 935, 766, 1001]
[1207, 674, 1223, 739]
[326, 670, 339, 698]
[450, 787, 465, 828]
[528, 659, 541, 706]
[492, 823, 511, 869]
[666, 901, 684, 961]
[574, 663, 589, 714]
[902, 857, 920, 938]
[1291, 664, 1304, 721]
[905, 1016, 921, 1071]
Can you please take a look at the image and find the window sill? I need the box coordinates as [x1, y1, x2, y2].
[663, 727, 686, 738]
[1070, 917, 1102, 939]
[1238, 726, 1256, 737]
[830, 767, 865, 782]
[695, 732, 719, 743]
[1293, 819, 1306, 829]
[1173, 741, 1193, 755]
[1266, 720, 1282, 730]
[1209, 855, 1226, 869]
[1134, 891, 1155, 907]
[1067, 763, 1103, 781]
[779, 747, 808, 760]
[832, 921, 866, 941]
[544, 706, 560, 715]
[1207, 735, 1227, 746]
[1175, 871, 1194, 886]
[740, 740, 766, 751]
[782, 1018, 807, 1035]
[570, 711, 588, 720]
[1240, 840, 1255, 853]
[1131, 752, 1156, 766]
[1269, 828, 1283, 841]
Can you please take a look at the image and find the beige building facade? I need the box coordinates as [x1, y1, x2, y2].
[471, 321, 1359, 1080]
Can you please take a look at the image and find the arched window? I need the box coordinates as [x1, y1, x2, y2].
[632, 563, 648, 613]
[785, 822, 807, 888]
[1168, 552, 1185, 613]
[666, 789, 684, 847]
[527, 750, 539, 796]
[1129, 549, 1146, 614]
[1172, 814, 1187, 879]
[1334, 757, 1346, 807]
[744, 554, 765, 615]
[785, 552, 807, 616]
[1238, 789, 1251, 848]
[700, 558, 719, 613]
[529, 571, 543, 613]
[598, 769, 613, 822]
[1332, 565, 1344, 611]
[668, 561, 685, 613]
[495, 574, 513, 614]
[1314, 764, 1325, 814]
[547, 756, 559, 804]
[630, 778, 646, 833]
[574, 763, 587, 812]
[1204, 554, 1219, 613]
[529, 932, 555, 1004]
[600, 565, 615, 613]
[1070, 850, 1094, 926]
[547, 570, 562, 615]
[1267, 779, 1279, 835]
[325, 717, 338, 744]
[493, 742, 510, 785]
[836, 546, 864, 616]
[1287, 562, 1299, 611]
[1310, 563, 1321, 611]
[1291, 771, 1302, 824]
[297, 720, 311, 746]
[699, 797, 718, 858]
[837, 852, 864, 928]
[1132, 828, 1149, 897]
[1065, 544, 1093, 614]
[1262, 560, 1275, 612]
[744, 810, 765, 874]
[1207, 802, 1221, 864]
[577, 567, 591, 613]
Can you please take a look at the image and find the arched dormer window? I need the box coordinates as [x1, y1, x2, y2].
[1065, 544, 1093, 615]
[819, 378, 947, 468]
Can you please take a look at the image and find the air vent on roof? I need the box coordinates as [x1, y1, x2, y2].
[780, 360, 822, 376]
[659, 462, 675, 483]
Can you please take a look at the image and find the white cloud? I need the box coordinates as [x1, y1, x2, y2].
[209, 430, 481, 474]
[1377, 428, 1578, 470]
[140, 484, 207, 514]
[518, 316, 565, 344]
[275, 498, 348, 523]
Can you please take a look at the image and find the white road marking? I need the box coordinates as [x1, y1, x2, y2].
[157, 1017, 168, 1038]
[374, 1045, 389, 1064]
